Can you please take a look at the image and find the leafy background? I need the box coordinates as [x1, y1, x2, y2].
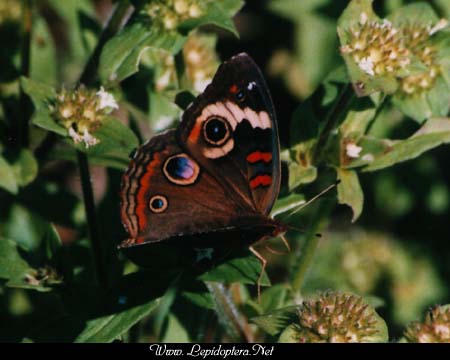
[0, 0, 449, 342]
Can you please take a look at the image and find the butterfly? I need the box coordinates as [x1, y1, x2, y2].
[119, 53, 289, 295]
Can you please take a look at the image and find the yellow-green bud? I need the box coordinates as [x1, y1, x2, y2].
[279, 291, 388, 343]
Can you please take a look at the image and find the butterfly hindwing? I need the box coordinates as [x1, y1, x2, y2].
[177, 53, 281, 216]
[120, 129, 270, 247]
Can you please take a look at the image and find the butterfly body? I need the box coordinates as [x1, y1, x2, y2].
[120, 53, 285, 271]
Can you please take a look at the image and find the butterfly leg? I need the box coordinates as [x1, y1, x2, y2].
[249, 246, 267, 303]
[265, 234, 291, 255]
[280, 233, 291, 252]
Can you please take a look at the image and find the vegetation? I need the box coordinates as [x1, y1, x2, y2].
[0, 0, 449, 343]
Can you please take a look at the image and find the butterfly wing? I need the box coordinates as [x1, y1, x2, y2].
[177, 53, 281, 216]
[120, 129, 271, 248]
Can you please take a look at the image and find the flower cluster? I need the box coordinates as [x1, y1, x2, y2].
[51, 86, 118, 148]
[398, 20, 447, 94]
[25, 265, 63, 287]
[293, 291, 386, 343]
[341, 13, 410, 77]
[341, 8, 448, 96]
[145, 0, 204, 31]
[0, 0, 21, 25]
[154, 32, 219, 93]
[404, 306, 450, 343]
[183, 34, 219, 92]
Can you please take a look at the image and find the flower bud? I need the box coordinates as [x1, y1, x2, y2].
[280, 291, 388, 343]
[404, 305, 450, 343]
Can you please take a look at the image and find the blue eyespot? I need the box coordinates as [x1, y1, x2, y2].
[152, 198, 164, 209]
[149, 195, 168, 213]
[166, 156, 195, 180]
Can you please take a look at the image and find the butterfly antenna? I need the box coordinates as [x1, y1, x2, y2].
[285, 179, 341, 219]
[285, 224, 323, 238]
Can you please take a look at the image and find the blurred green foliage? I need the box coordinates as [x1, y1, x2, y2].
[0, 0, 449, 343]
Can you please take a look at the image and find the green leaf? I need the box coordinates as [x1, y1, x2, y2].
[181, 291, 215, 310]
[41, 224, 62, 261]
[178, 2, 239, 36]
[0, 238, 57, 292]
[71, 116, 139, 168]
[387, 3, 439, 28]
[21, 77, 67, 135]
[343, 136, 392, 169]
[392, 77, 450, 123]
[12, 149, 38, 187]
[363, 118, 450, 172]
[161, 313, 191, 342]
[20, 77, 55, 109]
[30, 16, 57, 86]
[74, 299, 160, 342]
[217, 0, 245, 18]
[99, 22, 185, 84]
[278, 323, 301, 343]
[0, 155, 18, 194]
[339, 100, 376, 138]
[32, 108, 67, 136]
[271, 193, 306, 218]
[0, 238, 31, 281]
[4, 204, 48, 252]
[288, 161, 317, 191]
[251, 306, 299, 336]
[260, 284, 289, 314]
[199, 253, 270, 287]
[336, 168, 364, 222]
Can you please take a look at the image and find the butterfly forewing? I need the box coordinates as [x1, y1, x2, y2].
[177, 53, 281, 216]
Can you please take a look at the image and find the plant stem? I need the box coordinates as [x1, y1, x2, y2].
[18, 0, 33, 148]
[313, 84, 355, 164]
[77, 150, 107, 287]
[365, 95, 388, 135]
[205, 282, 254, 342]
[290, 200, 335, 297]
[79, 0, 132, 84]
[75, 1, 133, 288]
[290, 85, 355, 295]
[174, 51, 188, 90]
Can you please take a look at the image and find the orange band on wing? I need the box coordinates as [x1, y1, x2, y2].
[250, 175, 272, 189]
[136, 152, 163, 230]
[188, 122, 202, 143]
[246, 151, 272, 164]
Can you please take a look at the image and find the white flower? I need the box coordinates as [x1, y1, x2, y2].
[96, 87, 119, 111]
[186, 49, 202, 64]
[156, 70, 172, 91]
[68, 127, 82, 144]
[362, 153, 374, 162]
[346, 143, 362, 158]
[194, 78, 212, 92]
[154, 116, 175, 132]
[429, 19, 448, 35]
[381, 19, 392, 29]
[359, 12, 368, 25]
[358, 57, 375, 76]
[68, 126, 99, 148]
[81, 128, 99, 149]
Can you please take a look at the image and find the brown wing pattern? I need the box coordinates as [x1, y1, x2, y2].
[120, 130, 263, 247]
[177, 53, 281, 215]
